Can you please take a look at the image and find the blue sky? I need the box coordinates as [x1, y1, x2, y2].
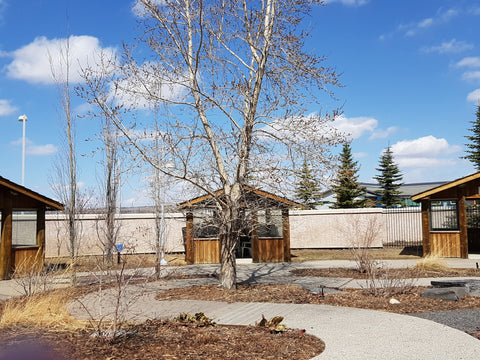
[1, 0, 480, 205]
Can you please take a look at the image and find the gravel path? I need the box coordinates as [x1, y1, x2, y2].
[411, 309, 480, 333]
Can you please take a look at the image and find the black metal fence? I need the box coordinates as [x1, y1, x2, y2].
[384, 207, 422, 248]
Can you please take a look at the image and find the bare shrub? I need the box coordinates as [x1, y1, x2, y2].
[12, 253, 70, 297]
[362, 266, 418, 298]
[341, 214, 417, 297]
[340, 214, 382, 274]
[75, 252, 150, 339]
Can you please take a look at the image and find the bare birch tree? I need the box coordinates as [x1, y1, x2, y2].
[79, 0, 342, 289]
[49, 35, 89, 285]
[98, 116, 122, 268]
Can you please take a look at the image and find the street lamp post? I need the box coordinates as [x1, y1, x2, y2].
[18, 114, 28, 186]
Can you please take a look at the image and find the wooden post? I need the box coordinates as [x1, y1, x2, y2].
[282, 208, 291, 262]
[0, 202, 13, 280]
[185, 212, 194, 264]
[458, 186, 468, 258]
[36, 206, 46, 270]
[251, 211, 259, 263]
[421, 199, 431, 257]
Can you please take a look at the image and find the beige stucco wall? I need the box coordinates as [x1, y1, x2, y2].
[45, 208, 422, 257]
[289, 208, 385, 249]
[45, 213, 185, 257]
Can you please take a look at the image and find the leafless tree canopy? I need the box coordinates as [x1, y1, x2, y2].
[80, 0, 343, 289]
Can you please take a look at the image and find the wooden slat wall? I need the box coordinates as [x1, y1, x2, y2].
[13, 247, 42, 275]
[193, 239, 220, 264]
[430, 232, 461, 257]
[256, 238, 284, 262]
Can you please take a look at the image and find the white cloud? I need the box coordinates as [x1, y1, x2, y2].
[10, 138, 33, 146]
[369, 126, 398, 140]
[462, 71, 480, 82]
[26, 144, 58, 155]
[390, 135, 461, 169]
[391, 8, 460, 38]
[332, 115, 377, 140]
[325, 0, 369, 6]
[112, 62, 189, 109]
[132, 0, 165, 17]
[467, 89, 480, 103]
[418, 18, 434, 28]
[422, 39, 474, 54]
[0, 99, 17, 116]
[456, 57, 480, 68]
[10, 137, 57, 155]
[353, 152, 368, 159]
[5, 35, 117, 85]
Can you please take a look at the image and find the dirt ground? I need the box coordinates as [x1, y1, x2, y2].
[3, 255, 480, 359]
[0, 321, 324, 360]
[44, 247, 422, 272]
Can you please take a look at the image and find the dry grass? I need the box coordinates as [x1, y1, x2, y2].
[414, 256, 451, 273]
[45, 253, 188, 272]
[291, 247, 422, 262]
[0, 288, 86, 330]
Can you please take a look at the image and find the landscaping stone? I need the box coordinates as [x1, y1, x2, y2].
[430, 280, 480, 289]
[429, 279, 480, 298]
[421, 287, 467, 301]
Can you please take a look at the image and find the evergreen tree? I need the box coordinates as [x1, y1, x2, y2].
[331, 143, 366, 208]
[374, 146, 403, 208]
[463, 104, 480, 170]
[295, 160, 321, 209]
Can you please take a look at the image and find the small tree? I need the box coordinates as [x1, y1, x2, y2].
[100, 117, 122, 268]
[374, 146, 403, 208]
[294, 160, 321, 209]
[331, 143, 366, 208]
[463, 104, 480, 170]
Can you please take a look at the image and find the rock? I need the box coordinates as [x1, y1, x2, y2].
[389, 298, 400, 304]
[430, 279, 480, 297]
[421, 287, 467, 301]
[431, 280, 470, 288]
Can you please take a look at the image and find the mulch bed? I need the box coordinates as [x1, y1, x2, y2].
[0, 321, 324, 360]
[155, 283, 480, 314]
[291, 267, 480, 279]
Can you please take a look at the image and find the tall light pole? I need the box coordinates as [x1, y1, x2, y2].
[18, 114, 28, 186]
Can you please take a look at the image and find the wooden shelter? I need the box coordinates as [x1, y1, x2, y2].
[179, 187, 301, 264]
[412, 172, 480, 258]
[0, 176, 64, 279]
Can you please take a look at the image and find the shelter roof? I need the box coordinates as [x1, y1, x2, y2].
[178, 186, 303, 209]
[0, 176, 64, 210]
[411, 172, 480, 202]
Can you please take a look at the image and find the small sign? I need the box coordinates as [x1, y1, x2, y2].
[115, 244, 124, 252]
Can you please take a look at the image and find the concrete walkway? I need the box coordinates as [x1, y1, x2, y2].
[64, 259, 480, 360]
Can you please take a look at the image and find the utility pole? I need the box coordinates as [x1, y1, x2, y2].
[18, 114, 28, 186]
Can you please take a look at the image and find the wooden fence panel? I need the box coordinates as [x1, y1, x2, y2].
[193, 239, 220, 264]
[430, 232, 461, 257]
[13, 246, 42, 274]
[256, 238, 284, 262]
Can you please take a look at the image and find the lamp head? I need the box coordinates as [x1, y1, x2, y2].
[18, 114, 28, 122]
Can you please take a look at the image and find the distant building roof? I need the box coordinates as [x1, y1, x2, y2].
[362, 181, 448, 198]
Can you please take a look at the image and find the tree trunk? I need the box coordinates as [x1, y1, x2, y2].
[219, 229, 237, 289]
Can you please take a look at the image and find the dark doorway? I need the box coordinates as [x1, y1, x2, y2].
[467, 200, 480, 254]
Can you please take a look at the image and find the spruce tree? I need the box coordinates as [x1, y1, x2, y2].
[463, 104, 480, 170]
[374, 146, 403, 208]
[294, 160, 321, 209]
[331, 143, 366, 208]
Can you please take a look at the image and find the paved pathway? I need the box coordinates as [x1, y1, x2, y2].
[3, 259, 480, 358]
[65, 259, 480, 360]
